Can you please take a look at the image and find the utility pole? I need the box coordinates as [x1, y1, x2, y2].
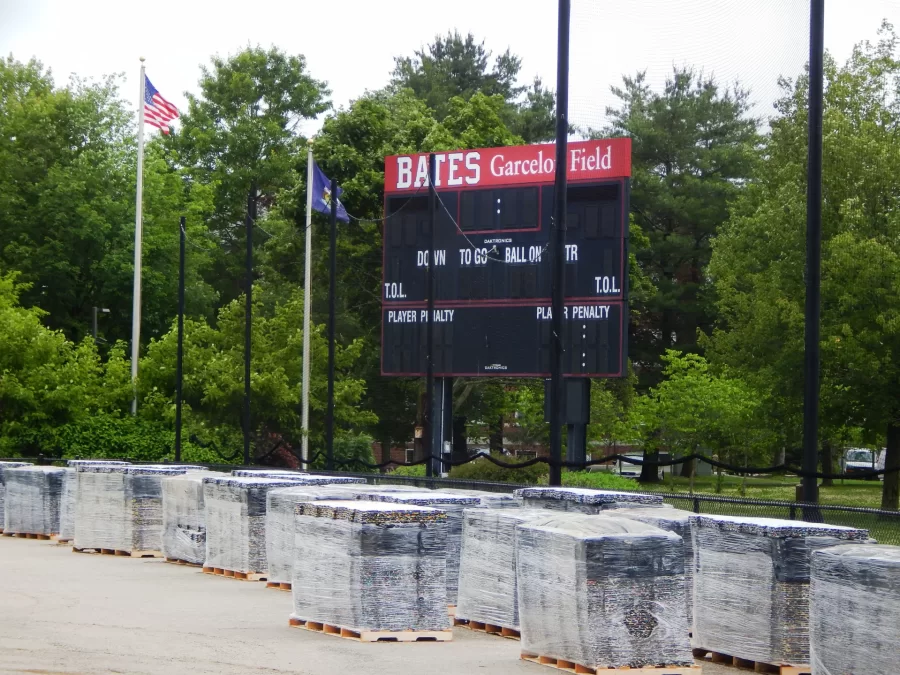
[802, 0, 825, 511]
[549, 0, 571, 487]
[243, 187, 255, 466]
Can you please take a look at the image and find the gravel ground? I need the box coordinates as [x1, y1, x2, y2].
[0, 536, 732, 675]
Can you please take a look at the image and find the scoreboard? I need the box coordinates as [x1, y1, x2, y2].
[381, 138, 631, 378]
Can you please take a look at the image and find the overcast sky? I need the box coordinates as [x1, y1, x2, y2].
[1, 1, 897, 137]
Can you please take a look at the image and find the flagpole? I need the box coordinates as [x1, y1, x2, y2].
[130, 57, 146, 415]
[300, 139, 314, 467]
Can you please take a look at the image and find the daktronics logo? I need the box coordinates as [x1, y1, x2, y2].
[483, 364, 508, 371]
[385, 138, 631, 193]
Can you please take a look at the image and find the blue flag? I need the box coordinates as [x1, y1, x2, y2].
[310, 160, 349, 223]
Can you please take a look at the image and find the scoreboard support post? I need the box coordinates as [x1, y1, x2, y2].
[430, 377, 453, 477]
[424, 154, 437, 478]
[548, 0, 572, 487]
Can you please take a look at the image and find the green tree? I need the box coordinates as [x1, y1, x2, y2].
[707, 23, 900, 508]
[391, 31, 556, 142]
[168, 46, 330, 305]
[602, 67, 760, 385]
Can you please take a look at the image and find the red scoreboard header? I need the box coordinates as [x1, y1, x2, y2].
[384, 138, 632, 194]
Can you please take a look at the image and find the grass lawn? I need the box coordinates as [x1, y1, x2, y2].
[634, 473, 885, 508]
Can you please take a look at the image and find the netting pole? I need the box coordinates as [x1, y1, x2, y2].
[549, 0, 571, 487]
[802, 0, 825, 512]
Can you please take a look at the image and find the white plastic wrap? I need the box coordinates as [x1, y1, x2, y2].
[691, 514, 870, 666]
[456, 508, 549, 629]
[73, 465, 188, 552]
[3, 466, 68, 535]
[202, 475, 308, 573]
[264, 483, 433, 585]
[613, 506, 695, 626]
[60, 461, 131, 542]
[291, 500, 451, 632]
[0, 461, 33, 529]
[160, 472, 220, 564]
[439, 488, 521, 509]
[514, 486, 664, 512]
[361, 491, 481, 605]
[516, 514, 692, 668]
[231, 469, 308, 478]
[810, 544, 900, 675]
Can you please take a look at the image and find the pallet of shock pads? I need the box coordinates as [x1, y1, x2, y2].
[202, 475, 308, 581]
[613, 506, 696, 628]
[0, 461, 33, 533]
[58, 460, 131, 542]
[516, 513, 694, 673]
[265, 483, 390, 590]
[73, 465, 190, 557]
[808, 543, 900, 675]
[691, 515, 869, 674]
[160, 471, 222, 566]
[361, 491, 481, 607]
[2, 465, 68, 539]
[290, 500, 452, 642]
[514, 486, 664, 513]
[455, 508, 550, 638]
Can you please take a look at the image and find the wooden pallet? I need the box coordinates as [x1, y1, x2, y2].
[447, 604, 456, 617]
[266, 581, 292, 591]
[454, 618, 520, 640]
[2, 532, 58, 541]
[201, 566, 267, 582]
[72, 546, 161, 558]
[289, 617, 452, 642]
[521, 653, 702, 675]
[165, 557, 203, 568]
[692, 648, 809, 675]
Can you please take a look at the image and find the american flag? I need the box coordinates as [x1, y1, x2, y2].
[143, 75, 179, 134]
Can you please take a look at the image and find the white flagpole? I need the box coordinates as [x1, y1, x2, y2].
[300, 139, 314, 465]
[130, 57, 146, 415]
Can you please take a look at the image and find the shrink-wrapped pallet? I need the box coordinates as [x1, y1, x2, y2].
[59, 461, 131, 542]
[440, 488, 521, 508]
[691, 515, 869, 667]
[517, 514, 692, 668]
[456, 508, 548, 629]
[160, 471, 220, 564]
[809, 544, 900, 675]
[291, 500, 451, 632]
[202, 475, 307, 574]
[74, 465, 188, 553]
[265, 483, 437, 586]
[0, 461, 33, 530]
[362, 491, 480, 605]
[3, 466, 68, 536]
[514, 486, 663, 512]
[613, 506, 695, 625]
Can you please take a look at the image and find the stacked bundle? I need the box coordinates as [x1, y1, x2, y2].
[3, 466, 68, 536]
[160, 472, 219, 564]
[517, 514, 692, 666]
[202, 475, 307, 574]
[514, 486, 663, 513]
[291, 500, 450, 633]
[231, 469, 308, 478]
[59, 460, 131, 542]
[691, 515, 869, 667]
[810, 544, 900, 674]
[440, 488, 520, 509]
[265, 485, 364, 585]
[363, 491, 480, 605]
[614, 506, 695, 625]
[74, 466, 188, 553]
[517, 514, 692, 669]
[0, 461, 33, 531]
[456, 508, 547, 630]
